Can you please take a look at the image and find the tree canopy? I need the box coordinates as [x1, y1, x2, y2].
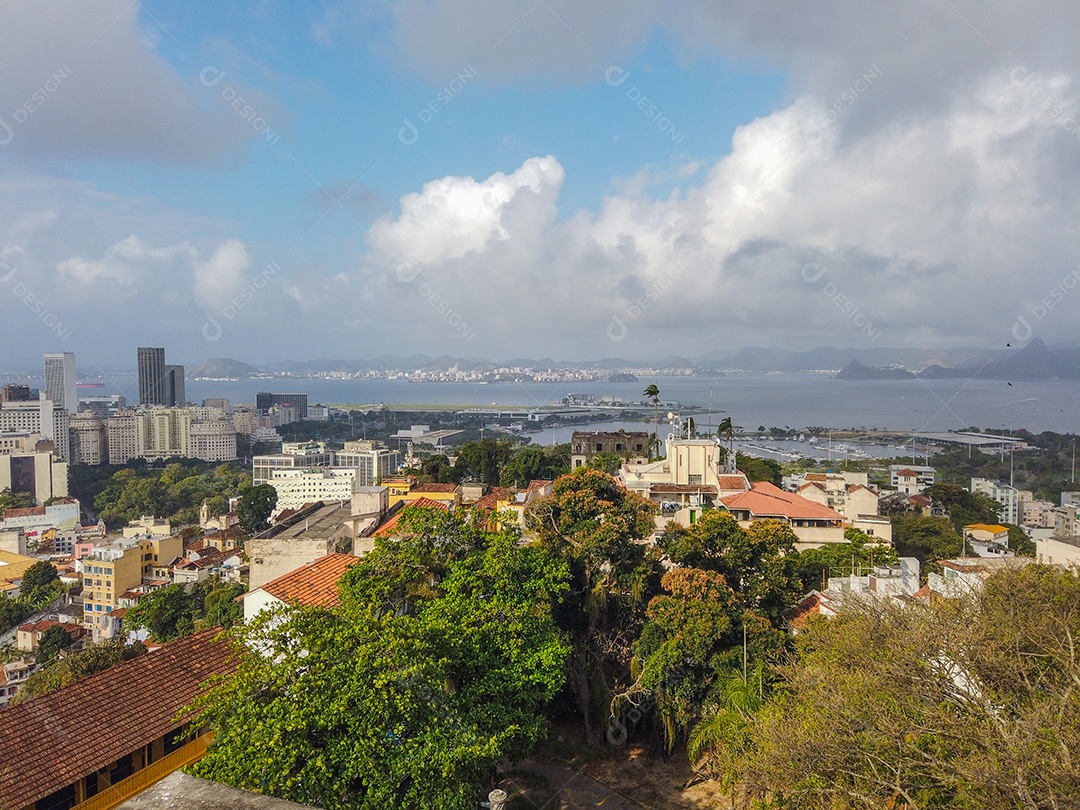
[191, 514, 570, 809]
[237, 483, 278, 533]
[697, 563, 1080, 810]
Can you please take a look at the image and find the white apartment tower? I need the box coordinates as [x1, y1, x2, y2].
[43, 352, 77, 414]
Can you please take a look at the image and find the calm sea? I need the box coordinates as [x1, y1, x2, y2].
[51, 372, 1080, 435]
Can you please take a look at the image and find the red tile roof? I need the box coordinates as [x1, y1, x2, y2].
[0, 629, 236, 810]
[2, 506, 45, 518]
[895, 468, 919, 476]
[717, 475, 750, 491]
[259, 553, 360, 608]
[411, 482, 460, 493]
[474, 487, 514, 511]
[720, 481, 846, 522]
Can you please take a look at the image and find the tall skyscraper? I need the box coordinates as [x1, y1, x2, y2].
[137, 347, 167, 406]
[43, 352, 77, 413]
[165, 364, 186, 407]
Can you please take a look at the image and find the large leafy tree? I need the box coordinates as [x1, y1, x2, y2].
[891, 513, 963, 571]
[796, 527, 900, 591]
[191, 517, 570, 809]
[20, 561, 60, 604]
[660, 512, 802, 624]
[237, 483, 278, 533]
[525, 468, 661, 744]
[124, 584, 196, 642]
[34, 624, 77, 666]
[0, 488, 33, 512]
[453, 439, 515, 486]
[708, 564, 1080, 810]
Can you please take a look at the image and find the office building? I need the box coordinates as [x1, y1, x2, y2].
[0, 434, 69, 504]
[137, 347, 166, 406]
[0, 384, 31, 402]
[256, 392, 308, 419]
[189, 419, 238, 462]
[0, 399, 69, 462]
[335, 440, 401, 486]
[165, 364, 185, 406]
[43, 352, 77, 413]
[69, 413, 108, 468]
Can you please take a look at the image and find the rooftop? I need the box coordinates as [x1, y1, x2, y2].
[258, 552, 360, 608]
[720, 481, 846, 522]
[0, 629, 237, 810]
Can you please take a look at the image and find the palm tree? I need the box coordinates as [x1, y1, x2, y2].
[717, 416, 734, 469]
[643, 384, 660, 457]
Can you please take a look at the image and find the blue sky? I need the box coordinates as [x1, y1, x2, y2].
[2, 1, 1080, 369]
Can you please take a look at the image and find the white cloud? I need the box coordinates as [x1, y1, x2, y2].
[368, 155, 564, 266]
[192, 239, 251, 310]
[353, 67, 1080, 357]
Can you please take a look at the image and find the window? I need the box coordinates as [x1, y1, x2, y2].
[688, 474, 702, 484]
[596, 443, 603, 451]
[615, 443, 623, 451]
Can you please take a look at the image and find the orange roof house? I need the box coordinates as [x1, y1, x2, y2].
[242, 552, 361, 622]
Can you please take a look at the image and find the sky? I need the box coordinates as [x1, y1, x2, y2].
[2, 1, 1080, 370]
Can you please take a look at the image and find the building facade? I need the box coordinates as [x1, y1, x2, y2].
[137, 347, 167, 407]
[69, 412, 107, 465]
[43, 352, 77, 414]
[0, 399, 69, 462]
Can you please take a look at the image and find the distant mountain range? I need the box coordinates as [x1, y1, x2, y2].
[182, 339, 1080, 381]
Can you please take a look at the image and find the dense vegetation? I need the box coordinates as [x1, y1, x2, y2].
[192, 507, 570, 809]
[124, 578, 245, 642]
[692, 564, 1080, 809]
[69, 460, 250, 528]
[0, 561, 64, 634]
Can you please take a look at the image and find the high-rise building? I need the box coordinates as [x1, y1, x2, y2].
[137, 347, 167, 406]
[43, 352, 77, 414]
[165, 364, 185, 407]
[0, 400, 69, 462]
[69, 412, 107, 466]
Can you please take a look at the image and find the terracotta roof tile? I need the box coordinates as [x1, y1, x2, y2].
[720, 482, 846, 522]
[651, 484, 719, 495]
[259, 553, 359, 608]
[410, 482, 460, 493]
[475, 487, 514, 511]
[717, 475, 750, 491]
[0, 629, 236, 809]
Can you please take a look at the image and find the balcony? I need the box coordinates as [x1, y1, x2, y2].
[73, 732, 213, 810]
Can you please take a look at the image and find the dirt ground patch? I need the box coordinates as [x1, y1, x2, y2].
[583, 746, 731, 809]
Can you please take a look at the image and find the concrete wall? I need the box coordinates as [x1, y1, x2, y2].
[246, 537, 352, 591]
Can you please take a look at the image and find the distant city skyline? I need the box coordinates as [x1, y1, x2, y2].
[2, 3, 1080, 367]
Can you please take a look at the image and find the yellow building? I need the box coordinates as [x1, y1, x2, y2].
[0, 550, 43, 598]
[382, 477, 461, 508]
[81, 535, 182, 638]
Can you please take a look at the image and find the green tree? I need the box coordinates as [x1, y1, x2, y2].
[197, 580, 246, 631]
[924, 482, 1002, 531]
[709, 564, 1080, 810]
[191, 527, 570, 809]
[453, 439, 514, 486]
[734, 453, 781, 486]
[796, 528, 900, 591]
[586, 451, 624, 475]
[660, 512, 802, 624]
[501, 444, 569, 488]
[526, 468, 660, 745]
[34, 624, 76, 666]
[124, 584, 195, 642]
[20, 561, 59, 604]
[891, 513, 963, 572]
[643, 384, 660, 457]
[0, 595, 32, 635]
[0, 488, 33, 512]
[237, 484, 278, 533]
